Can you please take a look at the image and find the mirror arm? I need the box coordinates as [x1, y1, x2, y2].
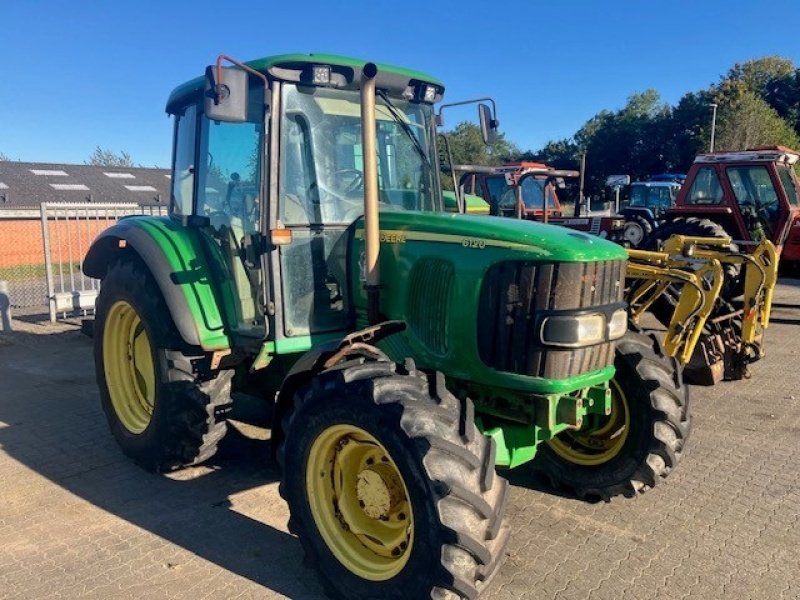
[213, 54, 269, 104]
[438, 97, 498, 122]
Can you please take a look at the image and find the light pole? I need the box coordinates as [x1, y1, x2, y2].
[709, 103, 718, 152]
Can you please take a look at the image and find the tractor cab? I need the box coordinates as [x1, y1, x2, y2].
[458, 162, 627, 241]
[666, 146, 800, 261]
[623, 180, 682, 218]
[164, 55, 445, 346]
[459, 162, 565, 219]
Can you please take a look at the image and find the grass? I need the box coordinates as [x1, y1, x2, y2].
[0, 262, 81, 282]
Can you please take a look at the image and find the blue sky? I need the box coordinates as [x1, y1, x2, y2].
[3, 0, 799, 167]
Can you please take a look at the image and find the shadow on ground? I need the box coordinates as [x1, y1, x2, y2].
[0, 327, 322, 599]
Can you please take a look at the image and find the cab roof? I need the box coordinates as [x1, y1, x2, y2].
[166, 53, 443, 114]
[695, 146, 800, 165]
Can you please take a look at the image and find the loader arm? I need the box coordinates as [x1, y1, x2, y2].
[627, 235, 779, 384]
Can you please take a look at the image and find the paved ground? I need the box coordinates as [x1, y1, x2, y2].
[1, 282, 799, 600]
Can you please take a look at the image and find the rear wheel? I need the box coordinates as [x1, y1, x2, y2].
[94, 257, 232, 472]
[532, 332, 690, 500]
[279, 359, 509, 600]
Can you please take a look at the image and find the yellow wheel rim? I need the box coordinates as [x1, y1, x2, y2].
[306, 424, 414, 581]
[103, 300, 156, 434]
[548, 379, 630, 466]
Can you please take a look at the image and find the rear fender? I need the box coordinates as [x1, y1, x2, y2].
[82, 216, 230, 351]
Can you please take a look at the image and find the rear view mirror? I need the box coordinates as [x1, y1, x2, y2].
[204, 66, 248, 122]
[478, 103, 497, 145]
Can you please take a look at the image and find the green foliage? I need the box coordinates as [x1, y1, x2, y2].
[527, 56, 800, 195]
[439, 122, 519, 189]
[714, 90, 800, 151]
[85, 146, 138, 168]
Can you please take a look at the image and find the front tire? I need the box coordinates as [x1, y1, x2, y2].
[279, 359, 509, 600]
[622, 214, 653, 247]
[532, 332, 690, 500]
[94, 257, 232, 472]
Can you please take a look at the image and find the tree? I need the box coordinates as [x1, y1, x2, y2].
[567, 90, 674, 193]
[0, 152, 9, 161]
[85, 146, 137, 168]
[439, 122, 519, 189]
[714, 90, 800, 151]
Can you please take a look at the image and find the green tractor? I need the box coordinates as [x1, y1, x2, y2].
[83, 53, 689, 600]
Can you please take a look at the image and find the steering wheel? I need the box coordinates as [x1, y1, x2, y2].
[332, 169, 364, 195]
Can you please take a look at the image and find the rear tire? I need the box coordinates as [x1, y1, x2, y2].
[94, 257, 232, 472]
[532, 332, 690, 500]
[645, 216, 741, 299]
[279, 358, 509, 600]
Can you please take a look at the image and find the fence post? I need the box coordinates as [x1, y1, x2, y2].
[0, 280, 12, 332]
[40, 203, 56, 322]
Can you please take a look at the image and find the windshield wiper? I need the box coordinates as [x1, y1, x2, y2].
[375, 90, 432, 172]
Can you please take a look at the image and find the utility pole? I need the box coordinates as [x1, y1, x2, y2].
[709, 103, 718, 152]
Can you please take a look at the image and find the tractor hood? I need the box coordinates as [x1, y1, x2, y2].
[358, 210, 628, 263]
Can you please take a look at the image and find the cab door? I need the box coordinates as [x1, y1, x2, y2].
[171, 90, 268, 341]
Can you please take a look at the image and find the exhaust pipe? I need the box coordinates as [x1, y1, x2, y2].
[360, 63, 381, 324]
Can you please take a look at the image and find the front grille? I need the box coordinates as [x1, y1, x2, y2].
[407, 258, 454, 356]
[477, 260, 626, 379]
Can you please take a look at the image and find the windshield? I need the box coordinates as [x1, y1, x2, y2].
[279, 84, 440, 225]
[777, 164, 800, 206]
[519, 177, 558, 209]
[627, 185, 675, 210]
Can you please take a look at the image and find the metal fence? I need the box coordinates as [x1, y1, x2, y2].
[41, 202, 168, 321]
[0, 208, 50, 310]
[0, 203, 167, 319]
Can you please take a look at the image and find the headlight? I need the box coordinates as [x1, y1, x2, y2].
[540, 309, 628, 348]
[541, 314, 605, 347]
[607, 309, 627, 341]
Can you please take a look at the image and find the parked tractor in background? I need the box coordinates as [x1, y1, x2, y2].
[619, 175, 685, 247]
[645, 147, 800, 292]
[82, 54, 689, 600]
[458, 162, 628, 241]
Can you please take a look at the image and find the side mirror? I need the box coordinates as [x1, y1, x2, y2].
[204, 66, 248, 123]
[478, 103, 498, 145]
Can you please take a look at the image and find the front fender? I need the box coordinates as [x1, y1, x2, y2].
[83, 216, 230, 351]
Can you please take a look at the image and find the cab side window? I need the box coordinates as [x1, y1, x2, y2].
[170, 104, 197, 217]
[686, 167, 723, 205]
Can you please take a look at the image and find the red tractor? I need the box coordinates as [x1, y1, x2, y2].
[647, 146, 800, 283]
[458, 162, 627, 242]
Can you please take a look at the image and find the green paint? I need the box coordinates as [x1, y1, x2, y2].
[350, 210, 624, 396]
[477, 381, 612, 468]
[480, 420, 539, 468]
[251, 332, 345, 371]
[442, 191, 490, 214]
[251, 342, 276, 371]
[167, 53, 443, 113]
[128, 217, 231, 351]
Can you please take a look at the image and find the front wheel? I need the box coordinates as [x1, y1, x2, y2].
[622, 215, 653, 247]
[532, 332, 690, 500]
[279, 359, 509, 600]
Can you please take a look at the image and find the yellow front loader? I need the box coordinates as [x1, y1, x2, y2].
[626, 236, 778, 385]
